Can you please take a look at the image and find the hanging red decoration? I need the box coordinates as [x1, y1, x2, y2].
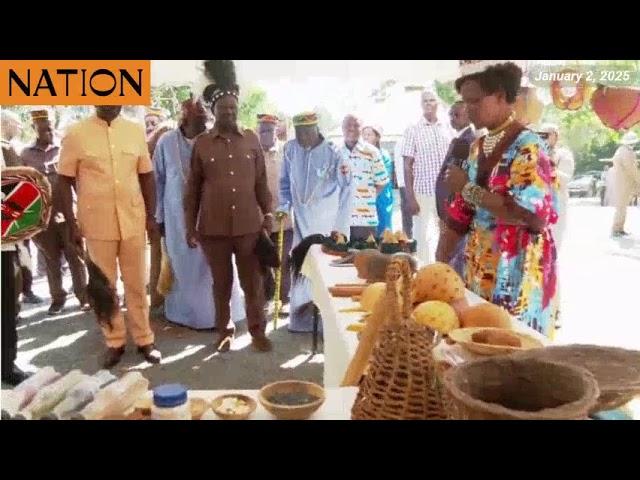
[551, 69, 587, 110]
[591, 84, 640, 131]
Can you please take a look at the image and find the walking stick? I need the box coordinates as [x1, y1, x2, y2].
[273, 212, 286, 330]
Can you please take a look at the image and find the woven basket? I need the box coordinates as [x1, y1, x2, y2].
[443, 356, 599, 420]
[351, 258, 448, 420]
[1, 166, 52, 243]
[510, 345, 640, 413]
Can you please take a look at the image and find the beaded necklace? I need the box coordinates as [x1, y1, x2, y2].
[482, 113, 516, 157]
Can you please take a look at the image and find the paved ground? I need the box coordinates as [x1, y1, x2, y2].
[554, 198, 640, 351]
[4, 198, 640, 394]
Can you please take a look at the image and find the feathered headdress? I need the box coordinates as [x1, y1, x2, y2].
[200, 60, 240, 105]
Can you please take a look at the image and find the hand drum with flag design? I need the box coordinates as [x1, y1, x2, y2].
[1, 166, 52, 243]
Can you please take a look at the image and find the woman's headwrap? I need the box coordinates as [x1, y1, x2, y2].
[180, 94, 206, 122]
[200, 60, 240, 107]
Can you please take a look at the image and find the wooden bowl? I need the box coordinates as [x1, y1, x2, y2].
[259, 381, 325, 420]
[190, 397, 210, 420]
[448, 327, 544, 356]
[211, 394, 257, 420]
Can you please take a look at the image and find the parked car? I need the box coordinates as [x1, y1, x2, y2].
[568, 174, 597, 197]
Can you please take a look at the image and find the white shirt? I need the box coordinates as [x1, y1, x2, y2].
[552, 146, 575, 196]
[613, 145, 640, 194]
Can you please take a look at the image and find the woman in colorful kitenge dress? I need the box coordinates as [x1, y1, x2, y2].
[443, 61, 559, 337]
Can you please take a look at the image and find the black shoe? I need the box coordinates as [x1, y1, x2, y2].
[102, 346, 126, 369]
[2, 367, 32, 386]
[22, 292, 44, 304]
[48, 300, 67, 316]
[138, 344, 162, 364]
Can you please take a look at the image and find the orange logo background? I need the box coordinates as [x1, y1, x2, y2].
[0, 60, 151, 105]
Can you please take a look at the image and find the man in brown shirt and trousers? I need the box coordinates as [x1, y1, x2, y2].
[185, 60, 274, 353]
[20, 109, 89, 316]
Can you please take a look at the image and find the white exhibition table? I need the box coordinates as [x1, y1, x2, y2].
[192, 388, 358, 420]
[300, 245, 550, 389]
[8, 246, 637, 420]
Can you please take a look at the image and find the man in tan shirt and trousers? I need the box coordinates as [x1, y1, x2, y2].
[611, 131, 640, 237]
[58, 106, 162, 368]
[256, 113, 293, 308]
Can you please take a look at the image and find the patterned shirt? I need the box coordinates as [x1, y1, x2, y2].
[340, 140, 389, 227]
[401, 117, 453, 196]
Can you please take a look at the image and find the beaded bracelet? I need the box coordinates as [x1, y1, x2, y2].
[461, 182, 485, 206]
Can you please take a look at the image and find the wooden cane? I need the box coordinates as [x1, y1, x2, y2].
[273, 213, 286, 330]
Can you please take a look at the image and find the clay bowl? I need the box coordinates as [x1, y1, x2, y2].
[211, 394, 257, 420]
[259, 381, 325, 420]
[443, 356, 599, 420]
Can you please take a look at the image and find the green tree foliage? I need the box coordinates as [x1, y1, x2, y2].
[313, 105, 339, 134]
[151, 84, 192, 119]
[434, 80, 458, 106]
[2, 105, 92, 145]
[237, 86, 276, 130]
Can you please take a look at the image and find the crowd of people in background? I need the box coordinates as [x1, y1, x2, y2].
[2, 59, 639, 386]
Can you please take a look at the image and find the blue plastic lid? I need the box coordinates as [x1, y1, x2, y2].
[153, 384, 188, 408]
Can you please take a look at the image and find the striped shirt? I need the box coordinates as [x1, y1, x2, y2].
[401, 117, 453, 196]
[340, 140, 389, 227]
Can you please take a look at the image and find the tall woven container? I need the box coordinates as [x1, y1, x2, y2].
[351, 258, 448, 420]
